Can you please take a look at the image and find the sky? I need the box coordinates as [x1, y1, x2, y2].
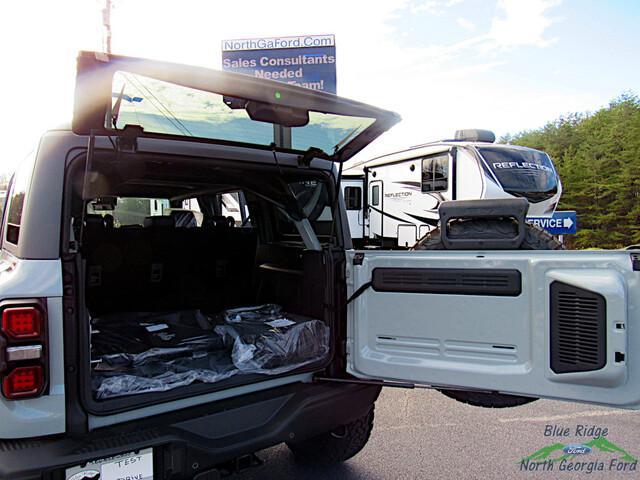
[0, 0, 639, 174]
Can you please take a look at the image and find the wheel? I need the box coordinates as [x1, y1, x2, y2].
[414, 218, 564, 408]
[287, 407, 374, 466]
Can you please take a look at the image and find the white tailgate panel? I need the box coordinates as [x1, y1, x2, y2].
[346, 250, 640, 408]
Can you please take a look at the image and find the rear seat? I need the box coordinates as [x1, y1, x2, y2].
[84, 214, 149, 312]
[143, 215, 174, 228]
[85, 213, 257, 314]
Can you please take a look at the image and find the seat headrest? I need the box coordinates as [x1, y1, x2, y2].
[170, 210, 197, 228]
[143, 216, 175, 228]
[103, 214, 114, 229]
[84, 214, 105, 229]
[203, 215, 234, 229]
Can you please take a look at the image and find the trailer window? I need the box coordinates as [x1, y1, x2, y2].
[477, 147, 558, 201]
[422, 153, 449, 192]
[371, 185, 380, 206]
[344, 187, 362, 210]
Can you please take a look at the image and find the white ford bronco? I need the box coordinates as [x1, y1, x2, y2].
[0, 51, 638, 480]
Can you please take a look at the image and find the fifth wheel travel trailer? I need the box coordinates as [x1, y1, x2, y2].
[343, 129, 563, 248]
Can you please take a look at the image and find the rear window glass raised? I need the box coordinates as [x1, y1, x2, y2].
[111, 72, 375, 156]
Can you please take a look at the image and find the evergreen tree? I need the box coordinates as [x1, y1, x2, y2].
[505, 93, 640, 249]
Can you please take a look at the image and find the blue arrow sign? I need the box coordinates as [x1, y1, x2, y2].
[527, 211, 577, 235]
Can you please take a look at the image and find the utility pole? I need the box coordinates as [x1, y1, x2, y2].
[102, 0, 112, 53]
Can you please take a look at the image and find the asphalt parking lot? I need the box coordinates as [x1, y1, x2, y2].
[235, 388, 640, 479]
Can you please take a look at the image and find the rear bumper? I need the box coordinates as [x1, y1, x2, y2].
[0, 382, 380, 480]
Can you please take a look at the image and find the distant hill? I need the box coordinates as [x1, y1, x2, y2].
[502, 93, 640, 249]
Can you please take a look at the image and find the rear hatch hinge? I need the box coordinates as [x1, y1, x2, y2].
[116, 124, 145, 153]
[298, 147, 329, 168]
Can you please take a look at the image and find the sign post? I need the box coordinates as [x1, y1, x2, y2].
[222, 35, 337, 148]
[527, 211, 577, 236]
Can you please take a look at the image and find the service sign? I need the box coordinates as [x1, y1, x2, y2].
[222, 34, 337, 93]
[528, 211, 578, 235]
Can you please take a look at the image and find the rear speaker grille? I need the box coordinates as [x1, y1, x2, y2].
[550, 282, 606, 373]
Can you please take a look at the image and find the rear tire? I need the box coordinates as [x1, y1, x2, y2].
[414, 218, 564, 408]
[287, 407, 374, 466]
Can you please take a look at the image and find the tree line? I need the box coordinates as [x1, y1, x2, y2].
[502, 93, 640, 249]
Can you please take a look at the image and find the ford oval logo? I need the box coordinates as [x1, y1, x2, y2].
[563, 444, 592, 455]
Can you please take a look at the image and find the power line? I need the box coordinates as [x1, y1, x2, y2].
[123, 73, 194, 137]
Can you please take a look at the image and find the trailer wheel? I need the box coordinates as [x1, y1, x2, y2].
[414, 218, 564, 408]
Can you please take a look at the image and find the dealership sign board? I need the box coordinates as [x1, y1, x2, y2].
[221, 34, 336, 93]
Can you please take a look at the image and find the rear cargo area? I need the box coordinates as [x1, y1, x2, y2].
[73, 153, 337, 404]
[85, 217, 330, 400]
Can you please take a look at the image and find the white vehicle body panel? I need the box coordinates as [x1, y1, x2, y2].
[346, 249, 640, 408]
[0, 255, 65, 438]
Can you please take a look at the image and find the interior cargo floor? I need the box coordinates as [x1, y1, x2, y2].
[90, 304, 329, 399]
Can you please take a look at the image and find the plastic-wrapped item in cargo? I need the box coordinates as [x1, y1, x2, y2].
[92, 337, 238, 399]
[91, 305, 329, 400]
[91, 310, 215, 355]
[223, 304, 284, 324]
[215, 304, 329, 374]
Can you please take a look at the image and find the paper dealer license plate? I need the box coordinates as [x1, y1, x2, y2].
[65, 447, 153, 480]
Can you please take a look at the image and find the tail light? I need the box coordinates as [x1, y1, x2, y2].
[2, 366, 44, 399]
[3, 307, 43, 340]
[0, 301, 47, 400]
